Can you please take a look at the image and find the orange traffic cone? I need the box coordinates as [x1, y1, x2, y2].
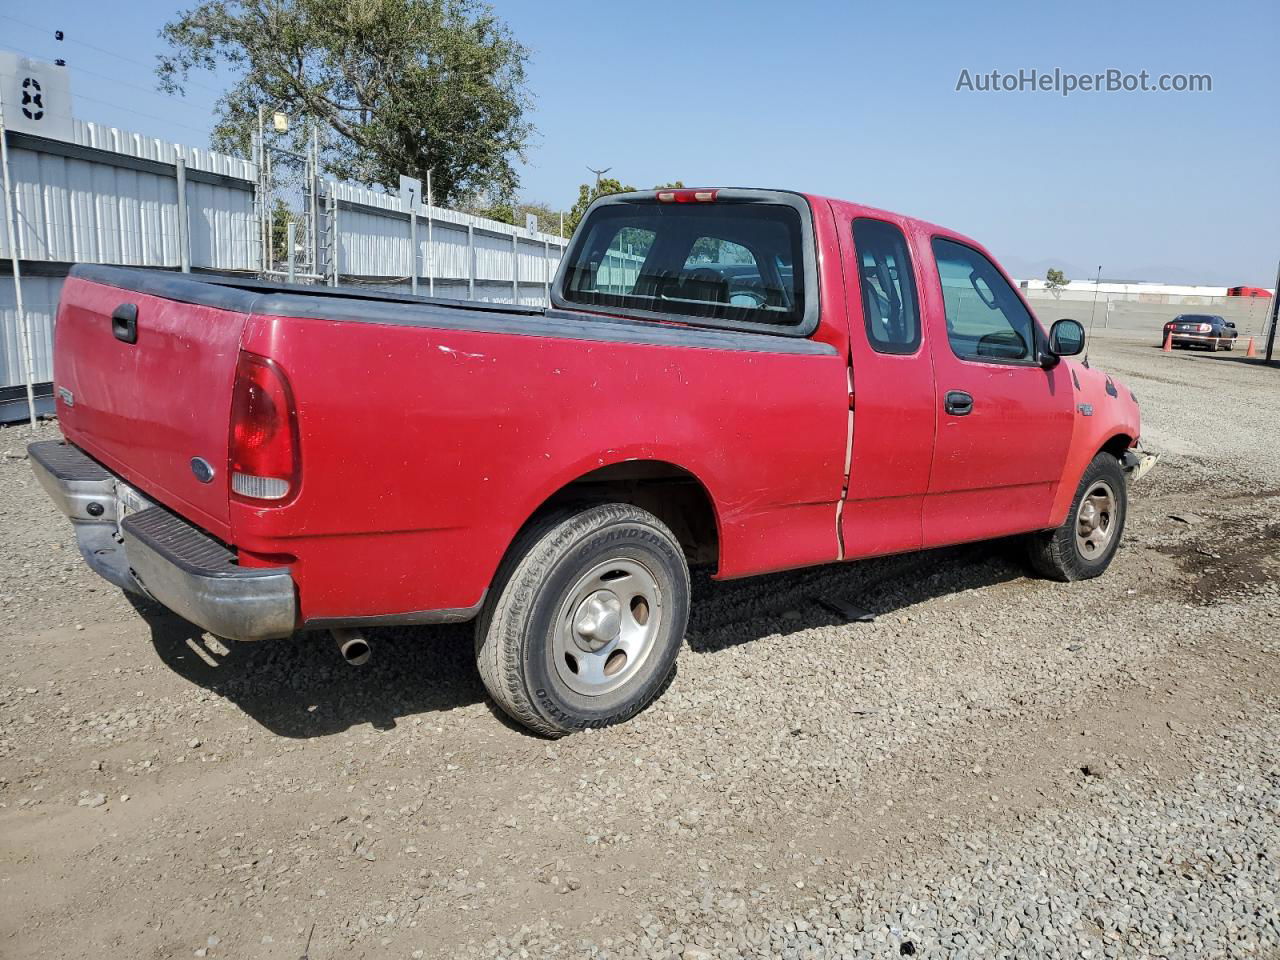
[1246, 336, 1257, 358]
[1162, 330, 1172, 352]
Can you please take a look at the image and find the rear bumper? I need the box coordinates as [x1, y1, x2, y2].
[28, 440, 297, 641]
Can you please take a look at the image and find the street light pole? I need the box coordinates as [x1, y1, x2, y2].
[1265, 259, 1280, 364]
[587, 165, 612, 191]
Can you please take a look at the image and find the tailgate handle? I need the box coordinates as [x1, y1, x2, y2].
[111, 303, 138, 344]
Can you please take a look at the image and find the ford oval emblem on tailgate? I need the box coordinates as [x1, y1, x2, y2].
[190, 457, 215, 484]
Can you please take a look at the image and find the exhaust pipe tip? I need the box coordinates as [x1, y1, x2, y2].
[332, 628, 371, 666]
[342, 638, 371, 666]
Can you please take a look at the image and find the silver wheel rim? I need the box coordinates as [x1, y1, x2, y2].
[553, 558, 663, 697]
[1075, 479, 1117, 560]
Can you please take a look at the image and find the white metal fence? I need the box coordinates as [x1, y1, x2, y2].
[1, 118, 569, 421]
[0, 120, 258, 414]
[326, 180, 566, 304]
[0, 119, 258, 269]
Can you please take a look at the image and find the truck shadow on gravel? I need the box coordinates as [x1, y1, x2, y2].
[127, 542, 1026, 739]
[130, 596, 488, 738]
[685, 541, 1024, 653]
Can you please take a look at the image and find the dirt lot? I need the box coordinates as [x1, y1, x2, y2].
[1, 333, 1277, 959]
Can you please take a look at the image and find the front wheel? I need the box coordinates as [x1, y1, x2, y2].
[475, 503, 690, 737]
[1026, 452, 1127, 581]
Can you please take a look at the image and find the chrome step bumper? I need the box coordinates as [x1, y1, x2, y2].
[1122, 447, 1160, 482]
[28, 440, 296, 641]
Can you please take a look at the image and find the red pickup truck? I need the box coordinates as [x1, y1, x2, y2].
[31, 188, 1154, 736]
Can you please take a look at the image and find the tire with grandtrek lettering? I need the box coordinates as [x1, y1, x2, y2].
[475, 503, 690, 737]
[1026, 452, 1128, 581]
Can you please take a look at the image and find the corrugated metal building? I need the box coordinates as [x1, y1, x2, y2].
[1, 120, 257, 416]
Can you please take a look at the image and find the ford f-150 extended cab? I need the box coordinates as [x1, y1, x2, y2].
[31, 188, 1155, 736]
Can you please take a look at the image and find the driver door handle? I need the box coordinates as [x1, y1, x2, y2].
[944, 390, 974, 416]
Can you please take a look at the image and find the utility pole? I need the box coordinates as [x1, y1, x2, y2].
[0, 90, 38, 427]
[1265, 259, 1280, 364]
[309, 125, 320, 278]
[257, 106, 267, 270]
[426, 169, 435, 297]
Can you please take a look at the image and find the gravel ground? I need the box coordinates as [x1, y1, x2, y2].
[1, 333, 1277, 959]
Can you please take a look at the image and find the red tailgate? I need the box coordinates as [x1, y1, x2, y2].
[54, 276, 249, 540]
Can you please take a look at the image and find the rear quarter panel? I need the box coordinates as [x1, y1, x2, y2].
[235, 313, 849, 623]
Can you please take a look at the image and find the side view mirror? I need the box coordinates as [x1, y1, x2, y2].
[1042, 318, 1086, 367]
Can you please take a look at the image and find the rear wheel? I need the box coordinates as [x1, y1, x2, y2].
[475, 503, 690, 737]
[1026, 452, 1127, 581]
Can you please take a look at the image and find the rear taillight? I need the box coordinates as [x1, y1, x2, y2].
[229, 352, 299, 502]
[1197, 323, 1212, 333]
[655, 189, 719, 203]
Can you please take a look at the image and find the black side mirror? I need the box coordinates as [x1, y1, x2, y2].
[1043, 318, 1086, 367]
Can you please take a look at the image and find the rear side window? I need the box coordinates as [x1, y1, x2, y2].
[561, 202, 806, 327]
[852, 218, 920, 354]
[932, 238, 1036, 362]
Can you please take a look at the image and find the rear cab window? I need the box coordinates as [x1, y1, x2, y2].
[556, 191, 818, 336]
[852, 218, 921, 354]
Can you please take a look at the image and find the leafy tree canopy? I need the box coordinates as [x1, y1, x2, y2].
[465, 198, 564, 234]
[1046, 267, 1069, 292]
[157, 0, 533, 204]
[564, 179, 685, 236]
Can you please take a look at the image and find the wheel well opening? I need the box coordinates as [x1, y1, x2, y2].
[1100, 434, 1134, 461]
[538, 462, 720, 569]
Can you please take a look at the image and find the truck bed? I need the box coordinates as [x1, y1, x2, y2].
[50, 264, 848, 630]
[69, 264, 832, 356]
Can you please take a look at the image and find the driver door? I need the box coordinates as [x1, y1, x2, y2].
[921, 236, 1075, 547]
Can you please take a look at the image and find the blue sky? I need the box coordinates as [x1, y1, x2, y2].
[2, 0, 1277, 285]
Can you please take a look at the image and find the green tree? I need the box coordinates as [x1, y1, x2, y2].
[463, 197, 563, 233]
[156, 0, 534, 205]
[510, 200, 561, 234]
[563, 179, 685, 236]
[564, 177, 634, 236]
[1045, 267, 1069, 297]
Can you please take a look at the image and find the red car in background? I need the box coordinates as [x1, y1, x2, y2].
[30, 188, 1155, 736]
